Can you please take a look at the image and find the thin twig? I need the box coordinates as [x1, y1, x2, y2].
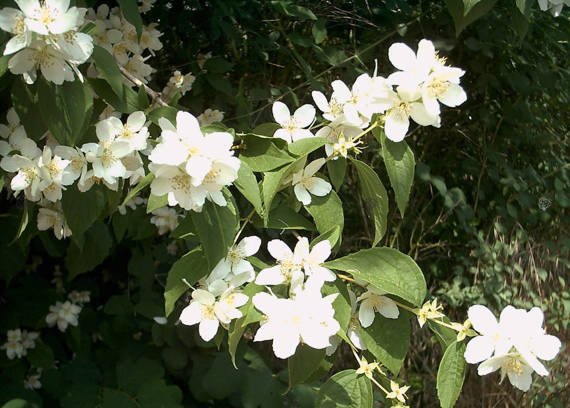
[118, 65, 169, 107]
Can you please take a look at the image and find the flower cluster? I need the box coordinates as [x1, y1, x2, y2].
[24, 368, 42, 390]
[271, 39, 466, 152]
[464, 305, 561, 391]
[0, 109, 150, 238]
[86, 3, 162, 84]
[148, 111, 240, 212]
[0, 0, 94, 84]
[179, 236, 261, 341]
[252, 237, 340, 358]
[150, 206, 180, 235]
[1, 328, 39, 359]
[161, 70, 196, 102]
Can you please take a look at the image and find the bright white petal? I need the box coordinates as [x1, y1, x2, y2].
[388, 42, 416, 71]
[439, 83, 467, 107]
[294, 184, 312, 205]
[293, 104, 315, 128]
[272, 101, 291, 126]
[467, 305, 498, 335]
[267, 239, 292, 261]
[237, 235, 261, 256]
[198, 318, 219, 342]
[179, 302, 202, 326]
[306, 177, 332, 197]
[358, 303, 375, 328]
[464, 336, 495, 364]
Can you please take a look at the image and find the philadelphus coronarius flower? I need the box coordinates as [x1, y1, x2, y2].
[37, 201, 72, 239]
[1, 329, 39, 359]
[0, 0, 94, 84]
[357, 286, 399, 328]
[252, 288, 340, 359]
[208, 236, 261, 288]
[179, 286, 248, 342]
[46, 300, 82, 332]
[150, 207, 180, 235]
[272, 101, 316, 143]
[252, 237, 340, 358]
[291, 158, 332, 205]
[148, 111, 240, 212]
[464, 305, 561, 391]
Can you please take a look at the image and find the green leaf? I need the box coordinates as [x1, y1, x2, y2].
[27, 340, 55, 369]
[37, 79, 93, 146]
[312, 18, 327, 44]
[191, 194, 239, 268]
[164, 248, 209, 317]
[305, 190, 344, 247]
[88, 78, 140, 114]
[437, 341, 467, 408]
[462, 0, 482, 15]
[1, 400, 38, 408]
[117, 0, 143, 38]
[288, 345, 326, 388]
[0, 55, 9, 78]
[327, 157, 346, 191]
[240, 133, 295, 172]
[228, 282, 263, 367]
[428, 318, 459, 350]
[515, 0, 534, 16]
[446, 0, 497, 35]
[146, 194, 168, 213]
[350, 159, 388, 246]
[263, 204, 316, 231]
[378, 130, 415, 217]
[91, 46, 124, 97]
[122, 173, 154, 206]
[288, 137, 326, 156]
[101, 388, 138, 408]
[11, 80, 46, 141]
[235, 162, 264, 216]
[315, 369, 372, 408]
[10, 200, 31, 244]
[325, 247, 426, 307]
[65, 221, 113, 280]
[61, 186, 106, 245]
[358, 313, 411, 374]
[262, 158, 304, 220]
[147, 106, 177, 125]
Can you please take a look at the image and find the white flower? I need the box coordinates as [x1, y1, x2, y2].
[272, 101, 315, 143]
[291, 158, 332, 205]
[252, 288, 340, 359]
[0, 154, 44, 201]
[357, 287, 399, 328]
[37, 207, 71, 239]
[311, 91, 345, 122]
[209, 235, 261, 286]
[179, 288, 248, 342]
[8, 40, 80, 84]
[81, 124, 131, 184]
[16, 0, 84, 35]
[140, 23, 162, 54]
[464, 305, 516, 364]
[149, 164, 207, 211]
[387, 39, 435, 87]
[150, 207, 180, 235]
[197, 108, 225, 126]
[331, 74, 391, 124]
[46, 300, 81, 332]
[421, 60, 466, 116]
[386, 381, 410, 403]
[294, 237, 335, 286]
[1, 329, 25, 359]
[53, 146, 86, 183]
[255, 239, 304, 287]
[466, 305, 562, 388]
[0, 7, 32, 55]
[477, 353, 534, 392]
[24, 369, 42, 390]
[96, 111, 148, 151]
[384, 86, 440, 142]
[316, 121, 361, 158]
[162, 70, 195, 99]
[38, 146, 73, 202]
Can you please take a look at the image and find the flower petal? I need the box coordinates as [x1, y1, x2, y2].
[272, 101, 291, 126]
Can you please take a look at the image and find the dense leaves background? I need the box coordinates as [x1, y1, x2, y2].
[0, 0, 568, 407]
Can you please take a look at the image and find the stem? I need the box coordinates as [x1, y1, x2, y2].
[118, 65, 169, 107]
[234, 208, 256, 244]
